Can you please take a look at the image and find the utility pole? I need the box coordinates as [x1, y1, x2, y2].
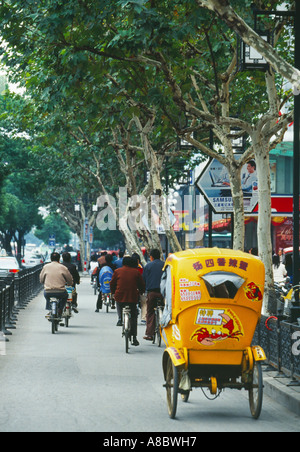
[291, 0, 300, 321]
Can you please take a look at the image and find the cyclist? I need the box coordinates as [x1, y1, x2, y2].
[110, 256, 145, 346]
[89, 254, 99, 283]
[40, 252, 73, 318]
[143, 249, 164, 341]
[97, 254, 116, 310]
[62, 252, 80, 313]
[114, 250, 124, 269]
[132, 252, 146, 324]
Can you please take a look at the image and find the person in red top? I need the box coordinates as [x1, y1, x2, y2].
[132, 253, 147, 324]
[132, 253, 144, 275]
[110, 256, 145, 346]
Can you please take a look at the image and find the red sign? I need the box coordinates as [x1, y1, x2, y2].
[252, 196, 294, 214]
[276, 218, 294, 250]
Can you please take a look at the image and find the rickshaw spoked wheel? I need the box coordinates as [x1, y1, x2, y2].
[165, 356, 179, 419]
[248, 361, 263, 420]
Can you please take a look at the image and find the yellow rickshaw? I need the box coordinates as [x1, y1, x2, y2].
[160, 248, 266, 419]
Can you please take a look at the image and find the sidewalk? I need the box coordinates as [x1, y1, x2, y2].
[263, 369, 300, 416]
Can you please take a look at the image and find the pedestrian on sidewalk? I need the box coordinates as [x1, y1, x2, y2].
[272, 254, 287, 284]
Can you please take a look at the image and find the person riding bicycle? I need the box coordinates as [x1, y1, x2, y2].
[89, 254, 99, 283]
[62, 251, 80, 313]
[97, 254, 116, 310]
[142, 249, 164, 341]
[40, 252, 73, 318]
[110, 256, 145, 346]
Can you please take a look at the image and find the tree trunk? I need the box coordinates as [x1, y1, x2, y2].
[4, 231, 13, 255]
[133, 115, 182, 253]
[118, 205, 148, 265]
[254, 139, 273, 315]
[227, 163, 245, 250]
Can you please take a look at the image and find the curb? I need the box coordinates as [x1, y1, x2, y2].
[263, 373, 300, 416]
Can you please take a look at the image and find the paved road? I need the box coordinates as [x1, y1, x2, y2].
[0, 278, 299, 433]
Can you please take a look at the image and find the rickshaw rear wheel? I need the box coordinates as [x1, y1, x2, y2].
[248, 361, 263, 419]
[165, 356, 179, 419]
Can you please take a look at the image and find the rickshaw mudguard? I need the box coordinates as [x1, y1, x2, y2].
[242, 346, 266, 374]
[251, 345, 266, 362]
[163, 347, 186, 378]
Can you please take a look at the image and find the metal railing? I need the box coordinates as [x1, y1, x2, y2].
[0, 265, 43, 341]
[253, 315, 300, 383]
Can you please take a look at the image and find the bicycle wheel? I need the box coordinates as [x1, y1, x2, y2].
[152, 311, 157, 344]
[158, 328, 162, 347]
[157, 308, 163, 347]
[249, 361, 263, 419]
[123, 310, 131, 353]
[64, 304, 70, 327]
[124, 310, 129, 331]
[125, 331, 130, 353]
[165, 356, 179, 419]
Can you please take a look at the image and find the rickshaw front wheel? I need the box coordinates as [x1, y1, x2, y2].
[165, 356, 179, 419]
[248, 361, 263, 420]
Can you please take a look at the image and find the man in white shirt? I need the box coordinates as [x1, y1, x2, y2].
[241, 160, 257, 193]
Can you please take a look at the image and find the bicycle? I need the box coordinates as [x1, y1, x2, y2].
[152, 297, 164, 347]
[103, 293, 116, 313]
[271, 279, 292, 317]
[48, 297, 60, 334]
[92, 276, 98, 295]
[63, 286, 73, 328]
[282, 284, 300, 319]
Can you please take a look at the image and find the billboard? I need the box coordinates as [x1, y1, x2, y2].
[196, 158, 259, 214]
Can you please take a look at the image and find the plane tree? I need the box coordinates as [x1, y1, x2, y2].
[0, 93, 44, 255]
[0, 1, 194, 254]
